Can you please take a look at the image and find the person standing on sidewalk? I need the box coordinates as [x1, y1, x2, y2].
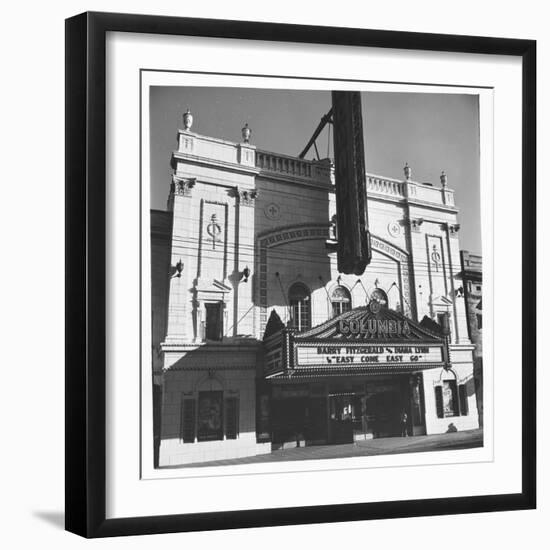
[400, 410, 408, 437]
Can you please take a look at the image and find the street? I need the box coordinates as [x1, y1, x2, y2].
[165, 429, 483, 468]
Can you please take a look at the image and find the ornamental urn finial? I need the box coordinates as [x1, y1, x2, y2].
[183, 108, 193, 131]
[440, 170, 448, 187]
[241, 122, 251, 143]
[404, 162, 412, 181]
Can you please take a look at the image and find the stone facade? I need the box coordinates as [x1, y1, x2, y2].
[151, 116, 480, 467]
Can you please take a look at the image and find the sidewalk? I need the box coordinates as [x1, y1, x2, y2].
[163, 429, 483, 469]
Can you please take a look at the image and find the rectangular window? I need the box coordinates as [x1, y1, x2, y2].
[436, 312, 450, 335]
[332, 301, 351, 318]
[225, 397, 239, 440]
[459, 384, 469, 416]
[290, 300, 310, 330]
[442, 380, 459, 417]
[180, 398, 196, 443]
[476, 313, 482, 329]
[205, 302, 223, 340]
[197, 391, 224, 441]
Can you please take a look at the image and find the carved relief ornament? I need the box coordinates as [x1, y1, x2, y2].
[238, 188, 258, 207]
[171, 175, 196, 197]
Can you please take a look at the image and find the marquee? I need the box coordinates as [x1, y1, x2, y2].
[263, 302, 447, 379]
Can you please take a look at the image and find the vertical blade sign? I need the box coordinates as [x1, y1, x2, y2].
[331, 91, 371, 275]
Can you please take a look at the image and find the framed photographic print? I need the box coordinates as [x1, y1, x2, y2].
[65, 11, 536, 538]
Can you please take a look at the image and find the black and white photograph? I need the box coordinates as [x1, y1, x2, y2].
[59, 10, 535, 538]
[147, 83, 486, 469]
[0, 1, 543, 546]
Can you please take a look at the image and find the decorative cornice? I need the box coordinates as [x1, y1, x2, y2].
[172, 150, 261, 176]
[449, 343, 476, 351]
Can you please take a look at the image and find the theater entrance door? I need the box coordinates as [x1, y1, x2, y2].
[328, 393, 362, 444]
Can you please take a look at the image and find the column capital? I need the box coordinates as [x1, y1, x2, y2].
[171, 175, 196, 197]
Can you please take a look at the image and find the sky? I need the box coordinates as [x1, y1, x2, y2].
[150, 87, 481, 255]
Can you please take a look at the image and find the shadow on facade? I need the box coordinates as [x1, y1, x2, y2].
[252, 176, 333, 332]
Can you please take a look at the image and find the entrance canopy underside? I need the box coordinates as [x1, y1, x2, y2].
[265, 363, 444, 379]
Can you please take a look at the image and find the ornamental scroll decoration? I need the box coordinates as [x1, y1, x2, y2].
[265, 203, 281, 220]
[207, 214, 223, 250]
[197, 199, 229, 282]
[431, 245, 442, 272]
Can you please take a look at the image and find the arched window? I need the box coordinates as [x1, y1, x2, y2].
[370, 288, 388, 308]
[289, 283, 311, 331]
[331, 285, 352, 317]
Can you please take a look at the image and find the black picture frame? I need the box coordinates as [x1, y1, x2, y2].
[65, 11, 536, 538]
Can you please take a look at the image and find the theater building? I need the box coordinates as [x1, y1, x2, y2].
[151, 111, 480, 467]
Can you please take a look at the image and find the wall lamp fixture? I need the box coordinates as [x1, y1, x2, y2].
[241, 266, 251, 283]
